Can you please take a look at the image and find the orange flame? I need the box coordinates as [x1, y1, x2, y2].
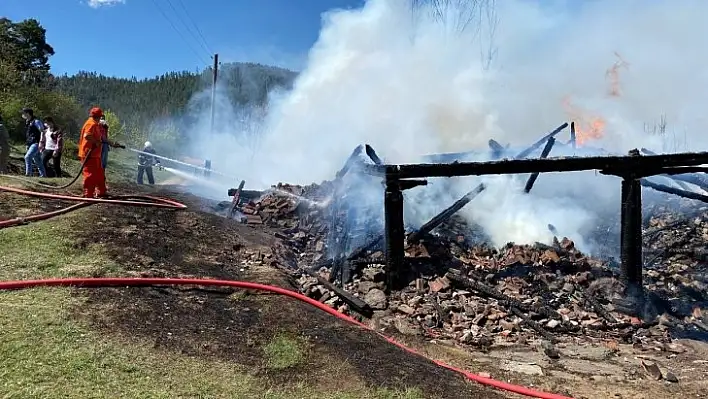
[605, 52, 629, 98]
[562, 96, 606, 146]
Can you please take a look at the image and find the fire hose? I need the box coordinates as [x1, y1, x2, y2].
[0, 186, 187, 228]
[0, 146, 187, 228]
[0, 277, 573, 399]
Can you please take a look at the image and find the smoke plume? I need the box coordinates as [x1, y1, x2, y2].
[184, 0, 708, 253]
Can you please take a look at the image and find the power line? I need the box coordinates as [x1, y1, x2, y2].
[149, 0, 210, 66]
[163, 0, 213, 57]
[173, 0, 214, 55]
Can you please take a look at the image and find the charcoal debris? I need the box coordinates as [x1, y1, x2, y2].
[232, 180, 708, 350]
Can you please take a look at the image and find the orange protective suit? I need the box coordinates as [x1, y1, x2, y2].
[79, 109, 106, 198]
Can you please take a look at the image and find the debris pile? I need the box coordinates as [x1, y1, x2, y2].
[236, 183, 333, 227]
[234, 180, 708, 349]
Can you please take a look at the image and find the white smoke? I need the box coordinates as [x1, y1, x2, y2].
[185, 0, 708, 252]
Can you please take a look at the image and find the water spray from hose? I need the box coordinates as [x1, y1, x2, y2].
[162, 166, 226, 191]
[266, 187, 332, 208]
[127, 147, 238, 181]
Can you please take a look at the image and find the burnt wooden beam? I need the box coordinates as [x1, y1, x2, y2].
[362, 150, 708, 179]
[335, 145, 364, 179]
[514, 122, 569, 159]
[227, 180, 246, 219]
[524, 137, 556, 193]
[407, 183, 485, 244]
[640, 179, 708, 203]
[305, 269, 373, 317]
[364, 144, 383, 165]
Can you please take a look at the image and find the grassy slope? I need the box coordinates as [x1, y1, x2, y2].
[0, 145, 423, 399]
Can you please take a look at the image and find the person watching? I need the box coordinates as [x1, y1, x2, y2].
[39, 116, 64, 178]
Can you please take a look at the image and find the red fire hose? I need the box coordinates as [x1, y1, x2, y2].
[0, 185, 187, 228]
[0, 277, 573, 399]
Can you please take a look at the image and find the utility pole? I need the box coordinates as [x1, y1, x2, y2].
[210, 53, 219, 135]
[205, 53, 218, 180]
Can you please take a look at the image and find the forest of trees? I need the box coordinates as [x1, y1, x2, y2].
[1, 16, 297, 151]
[54, 63, 297, 129]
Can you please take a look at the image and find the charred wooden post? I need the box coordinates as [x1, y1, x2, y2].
[620, 175, 643, 292]
[384, 168, 405, 291]
[327, 184, 351, 285]
[616, 150, 644, 314]
[305, 269, 373, 317]
[345, 179, 425, 263]
[524, 137, 556, 193]
[515, 122, 568, 159]
[336, 145, 364, 179]
[488, 139, 505, 158]
[227, 180, 246, 219]
[365, 144, 383, 165]
[407, 183, 486, 243]
[569, 122, 576, 150]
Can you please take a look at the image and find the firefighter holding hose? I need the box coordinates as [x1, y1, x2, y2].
[137, 141, 160, 185]
[78, 107, 124, 198]
[78, 108, 107, 198]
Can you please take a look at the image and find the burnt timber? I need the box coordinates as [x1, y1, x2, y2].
[363, 147, 708, 316]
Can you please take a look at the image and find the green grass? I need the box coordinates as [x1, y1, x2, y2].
[0, 213, 121, 280]
[0, 200, 424, 398]
[264, 335, 307, 370]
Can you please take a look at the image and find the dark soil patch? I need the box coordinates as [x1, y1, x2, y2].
[77, 285, 505, 399]
[0, 189, 76, 221]
[58, 184, 506, 398]
[73, 187, 279, 279]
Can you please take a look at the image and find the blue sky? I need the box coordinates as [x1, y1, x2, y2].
[2, 0, 365, 78]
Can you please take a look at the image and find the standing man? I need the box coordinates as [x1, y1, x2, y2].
[0, 113, 9, 174]
[39, 117, 64, 178]
[79, 107, 107, 198]
[22, 108, 47, 177]
[137, 141, 160, 185]
[99, 116, 110, 169]
[98, 115, 123, 170]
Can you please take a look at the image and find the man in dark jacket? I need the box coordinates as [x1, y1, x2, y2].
[0, 113, 9, 174]
[22, 108, 47, 177]
[137, 141, 160, 185]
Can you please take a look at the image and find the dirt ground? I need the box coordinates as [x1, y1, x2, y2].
[3, 174, 708, 398]
[25, 184, 504, 399]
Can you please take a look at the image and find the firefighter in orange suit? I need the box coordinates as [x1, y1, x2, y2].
[79, 107, 107, 198]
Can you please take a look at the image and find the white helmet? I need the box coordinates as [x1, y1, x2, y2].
[144, 141, 152, 149]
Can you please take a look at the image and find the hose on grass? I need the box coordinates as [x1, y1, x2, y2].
[0, 277, 573, 399]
